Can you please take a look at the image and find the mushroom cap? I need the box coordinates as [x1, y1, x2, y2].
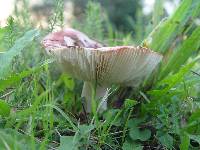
[42, 28, 163, 87]
[42, 28, 103, 49]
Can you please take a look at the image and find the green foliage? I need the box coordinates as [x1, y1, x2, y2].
[14, 0, 31, 26]
[157, 132, 173, 149]
[142, 0, 200, 83]
[0, 128, 40, 149]
[61, 74, 75, 91]
[0, 0, 200, 149]
[147, 0, 200, 53]
[150, 60, 196, 97]
[124, 99, 138, 108]
[0, 29, 39, 78]
[0, 17, 23, 51]
[180, 133, 190, 150]
[122, 140, 143, 150]
[189, 135, 200, 144]
[0, 100, 10, 117]
[152, 0, 164, 28]
[129, 127, 151, 141]
[127, 118, 151, 144]
[59, 136, 76, 150]
[132, 10, 145, 44]
[48, 0, 64, 31]
[0, 59, 53, 92]
[0, 27, 8, 51]
[74, 1, 104, 40]
[59, 124, 94, 150]
[161, 26, 200, 78]
[43, 104, 78, 131]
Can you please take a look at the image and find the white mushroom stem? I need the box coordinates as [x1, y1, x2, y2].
[81, 81, 108, 113]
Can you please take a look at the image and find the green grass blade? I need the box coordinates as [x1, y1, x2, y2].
[149, 60, 197, 97]
[160, 26, 200, 78]
[0, 59, 54, 92]
[148, 0, 200, 53]
[152, 0, 164, 28]
[44, 104, 78, 131]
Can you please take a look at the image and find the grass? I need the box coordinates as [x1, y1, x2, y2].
[0, 0, 200, 149]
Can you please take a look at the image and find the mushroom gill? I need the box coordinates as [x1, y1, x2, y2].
[41, 28, 163, 113]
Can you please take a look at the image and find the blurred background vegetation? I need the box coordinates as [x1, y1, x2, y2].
[0, 0, 200, 149]
[0, 0, 180, 40]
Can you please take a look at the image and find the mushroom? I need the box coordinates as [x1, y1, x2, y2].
[41, 28, 163, 113]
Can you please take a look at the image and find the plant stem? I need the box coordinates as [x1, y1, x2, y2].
[122, 106, 134, 143]
[81, 82, 108, 113]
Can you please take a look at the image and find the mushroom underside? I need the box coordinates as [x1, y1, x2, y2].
[42, 29, 162, 113]
[46, 46, 162, 113]
[48, 46, 162, 87]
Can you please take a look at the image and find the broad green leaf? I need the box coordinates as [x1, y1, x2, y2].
[180, 133, 190, 150]
[129, 127, 151, 141]
[0, 100, 11, 117]
[59, 136, 78, 150]
[157, 133, 173, 149]
[122, 140, 143, 150]
[79, 124, 94, 136]
[161, 26, 200, 78]
[58, 125, 94, 150]
[127, 118, 145, 128]
[189, 135, 200, 144]
[0, 29, 40, 78]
